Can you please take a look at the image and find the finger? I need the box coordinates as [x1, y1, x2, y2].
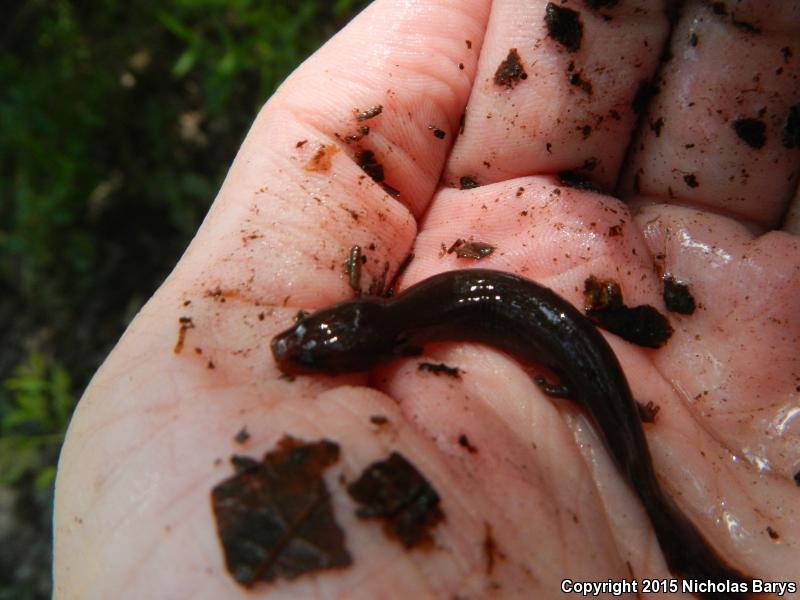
[618, 1, 800, 229]
[168, 0, 491, 312]
[442, 0, 671, 191]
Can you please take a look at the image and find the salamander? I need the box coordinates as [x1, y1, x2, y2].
[271, 268, 750, 596]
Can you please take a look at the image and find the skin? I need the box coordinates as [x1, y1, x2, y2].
[54, 1, 800, 599]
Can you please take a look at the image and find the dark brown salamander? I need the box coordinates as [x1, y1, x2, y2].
[271, 269, 750, 597]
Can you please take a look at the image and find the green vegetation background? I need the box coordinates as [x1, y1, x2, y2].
[0, 1, 371, 596]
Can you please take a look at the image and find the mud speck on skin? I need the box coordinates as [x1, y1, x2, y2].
[794, 471, 800, 486]
[494, 48, 528, 88]
[427, 124, 446, 139]
[732, 118, 766, 149]
[650, 117, 664, 137]
[583, 275, 674, 348]
[369, 415, 389, 426]
[683, 173, 699, 188]
[344, 245, 365, 294]
[234, 427, 250, 445]
[557, 171, 602, 192]
[304, 144, 339, 172]
[418, 362, 462, 378]
[174, 316, 195, 354]
[782, 104, 800, 149]
[447, 239, 495, 260]
[568, 72, 593, 95]
[457, 434, 478, 454]
[459, 176, 479, 189]
[483, 522, 504, 575]
[356, 149, 385, 183]
[347, 451, 444, 548]
[637, 400, 661, 424]
[663, 275, 696, 315]
[210, 436, 351, 587]
[355, 105, 383, 122]
[766, 526, 780, 540]
[544, 3, 583, 53]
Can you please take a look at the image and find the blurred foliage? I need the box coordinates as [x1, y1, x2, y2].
[0, 352, 74, 490]
[0, 0, 370, 597]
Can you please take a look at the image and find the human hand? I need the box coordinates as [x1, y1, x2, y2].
[54, 1, 800, 598]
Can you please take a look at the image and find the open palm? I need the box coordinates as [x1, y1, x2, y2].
[54, 1, 800, 598]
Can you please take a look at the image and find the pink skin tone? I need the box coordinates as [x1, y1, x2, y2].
[53, 1, 800, 598]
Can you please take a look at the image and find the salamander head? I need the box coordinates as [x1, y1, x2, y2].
[271, 299, 402, 375]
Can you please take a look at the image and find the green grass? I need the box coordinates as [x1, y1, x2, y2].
[0, 1, 370, 596]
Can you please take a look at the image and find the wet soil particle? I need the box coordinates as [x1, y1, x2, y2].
[234, 427, 251, 445]
[583, 276, 674, 348]
[356, 149, 385, 183]
[494, 48, 528, 89]
[174, 316, 195, 354]
[344, 245, 366, 294]
[663, 275, 696, 315]
[210, 436, 351, 587]
[632, 80, 659, 114]
[683, 173, 699, 188]
[459, 176, 479, 189]
[483, 522, 504, 575]
[637, 400, 661, 424]
[731, 16, 760, 34]
[427, 125, 446, 139]
[304, 144, 339, 172]
[447, 239, 495, 260]
[533, 375, 571, 398]
[347, 452, 444, 548]
[355, 105, 383, 122]
[782, 104, 800, 149]
[732, 118, 766, 149]
[557, 170, 602, 192]
[766, 526, 780, 540]
[650, 117, 664, 137]
[544, 3, 583, 53]
[458, 434, 478, 454]
[418, 362, 462, 378]
[568, 72, 593, 95]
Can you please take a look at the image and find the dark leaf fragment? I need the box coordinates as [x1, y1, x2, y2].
[584, 276, 673, 348]
[732, 118, 766, 149]
[544, 3, 583, 53]
[356, 149, 384, 182]
[663, 275, 696, 315]
[494, 48, 528, 88]
[347, 452, 444, 548]
[211, 436, 351, 587]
